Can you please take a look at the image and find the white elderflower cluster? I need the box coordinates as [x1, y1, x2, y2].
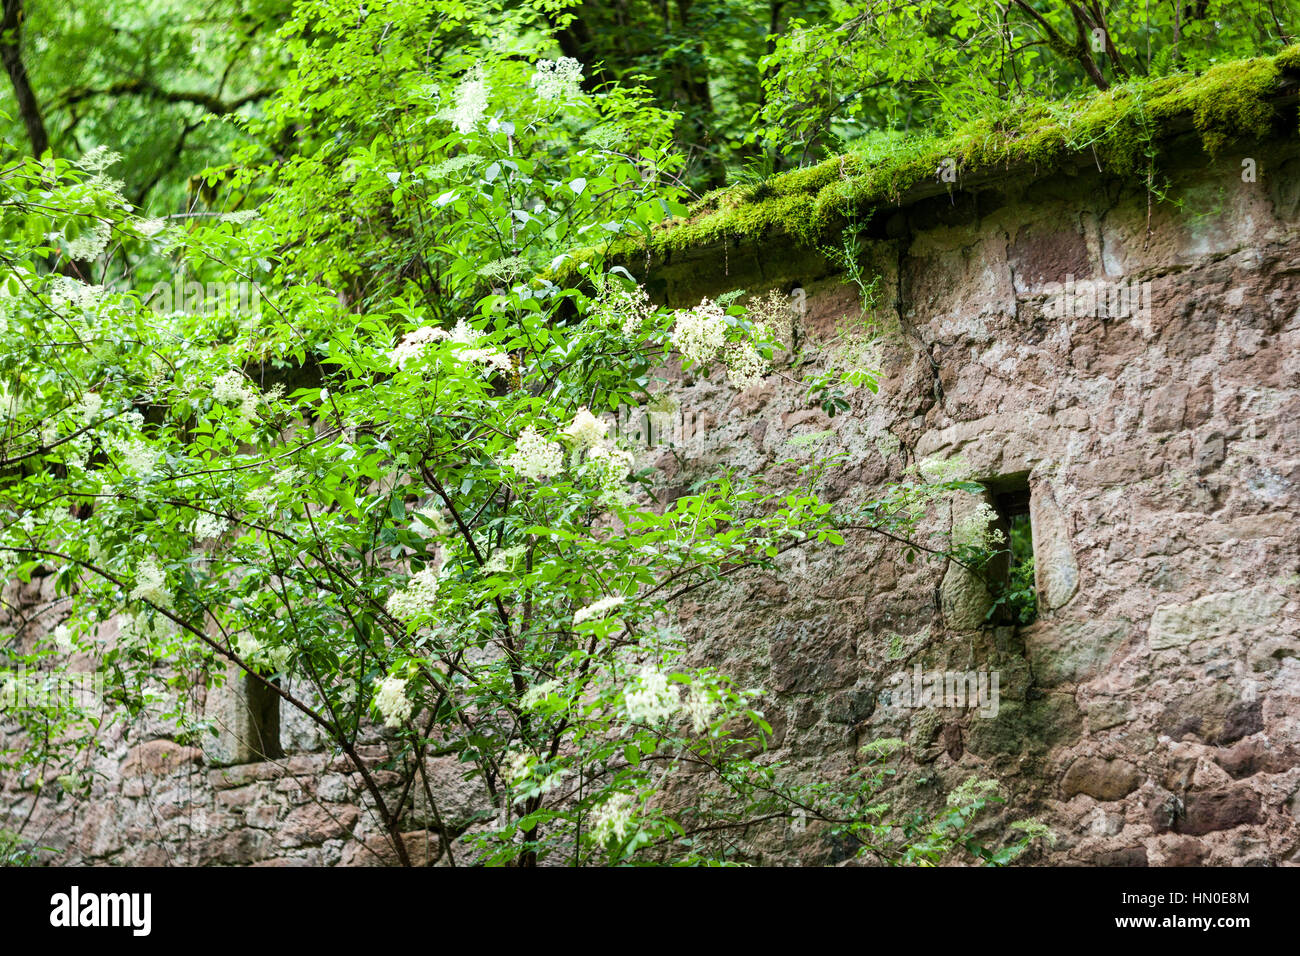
[66, 220, 112, 261]
[389, 324, 445, 369]
[389, 319, 511, 374]
[504, 426, 564, 481]
[477, 255, 528, 280]
[52, 623, 74, 650]
[591, 792, 636, 843]
[459, 344, 513, 375]
[233, 633, 290, 675]
[78, 392, 103, 426]
[624, 666, 678, 725]
[137, 218, 167, 238]
[115, 434, 157, 476]
[49, 275, 108, 311]
[946, 776, 1001, 807]
[574, 594, 625, 625]
[76, 145, 122, 174]
[745, 289, 798, 351]
[585, 442, 635, 502]
[917, 455, 971, 483]
[428, 154, 481, 178]
[521, 678, 560, 710]
[504, 750, 533, 785]
[63, 437, 89, 471]
[682, 684, 720, 734]
[193, 512, 229, 541]
[443, 68, 489, 134]
[128, 557, 173, 609]
[219, 210, 259, 225]
[211, 371, 260, 419]
[248, 465, 302, 509]
[725, 337, 768, 391]
[561, 406, 607, 449]
[116, 611, 170, 649]
[530, 57, 583, 101]
[482, 544, 526, 575]
[386, 566, 440, 622]
[592, 281, 656, 337]
[952, 500, 1006, 551]
[374, 675, 414, 729]
[670, 298, 728, 366]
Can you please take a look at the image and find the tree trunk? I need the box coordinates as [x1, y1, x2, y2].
[1, 0, 50, 156]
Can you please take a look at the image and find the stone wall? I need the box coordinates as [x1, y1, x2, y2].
[3, 126, 1298, 866]
[647, 127, 1300, 866]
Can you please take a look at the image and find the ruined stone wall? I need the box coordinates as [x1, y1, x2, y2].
[648, 128, 1300, 866]
[3, 127, 1298, 866]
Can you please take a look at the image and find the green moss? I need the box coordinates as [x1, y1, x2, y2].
[614, 46, 1300, 261]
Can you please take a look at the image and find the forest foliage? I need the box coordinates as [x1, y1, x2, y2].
[0, 0, 1293, 865]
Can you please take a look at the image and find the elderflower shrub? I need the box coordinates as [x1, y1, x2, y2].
[590, 792, 636, 844]
[0, 10, 1029, 871]
[530, 57, 583, 102]
[574, 594, 625, 625]
[560, 407, 607, 449]
[591, 280, 657, 337]
[192, 513, 230, 541]
[374, 675, 414, 729]
[128, 557, 172, 609]
[725, 337, 769, 390]
[952, 500, 1006, 551]
[410, 507, 449, 538]
[388, 325, 446, 369]
[917, 455, 972, 483]
[211, 371, 260, 420]
[385, 567, 440, 623]
[624, 666, 679, 725]
[584, 442, 635, 504]
[482, 544, 526, 575]
[442, 67, 489, 134]
[520, 678, 560, 710]
[504, 426, 564, 481]
[670, 298, 729, 366]
[682, 683, 720, 733]
[78, 392, 103, 426]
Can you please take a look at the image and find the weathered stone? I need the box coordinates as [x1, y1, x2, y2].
[339, 829, 440, 867]
[1149, 587, 1285, 650]
[120, 739, 203, 778]
[197, 828, 272, 865]
[1060, 757, 1142, 801]
[768, 619, 856, 693]
[1094, 846, 1148, 867]
[1161, 838, 1208, 866]
[966, 694, 1082, 758]
[1029, 483, 1079, 611]
[1158, 686, 1262, 745]
[1214, 738, 1298, 778]
[280, 803, 360, 847]
[1160, 787, 1261, 836]
[826, 688, 875, 725]
[1024, 619, 1128, 685]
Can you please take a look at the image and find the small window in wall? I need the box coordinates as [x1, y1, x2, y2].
[243, 675, 283, 761]
[208, 666, 282, 764]
[986, 474, 1038, 626]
